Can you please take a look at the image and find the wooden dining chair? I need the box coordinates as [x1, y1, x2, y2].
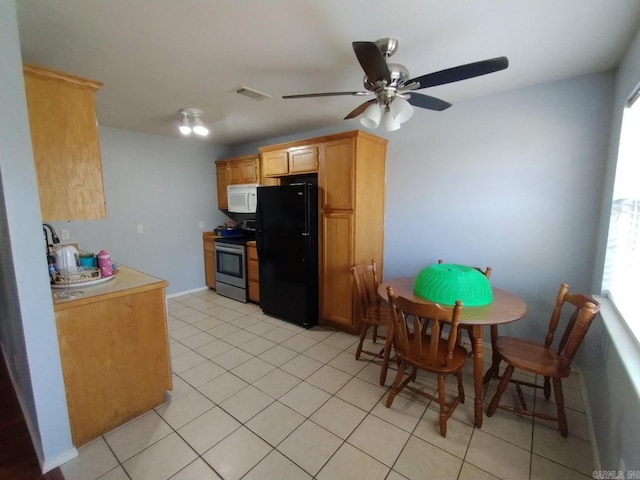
[350, 260, 394, 386]
[385, 286, 468, 437]
[485, 283, 599, 437]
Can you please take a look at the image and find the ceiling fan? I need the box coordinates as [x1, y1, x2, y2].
[283, 38, 509, 131]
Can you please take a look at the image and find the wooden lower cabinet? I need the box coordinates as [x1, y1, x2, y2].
[203, 233, 216, 288]
[54, 268, 171, 446]
[247, 241, 259, 303]
[321, 213, 355, 331]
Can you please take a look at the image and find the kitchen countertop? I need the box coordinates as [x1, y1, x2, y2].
[52, 265, 168, 311]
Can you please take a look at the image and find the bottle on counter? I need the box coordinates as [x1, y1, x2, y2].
[97, 250, 113, 277]
[47, 255, 57, 283]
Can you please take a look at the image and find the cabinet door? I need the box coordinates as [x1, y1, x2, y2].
[247, 244, 260, 303]
[289, 146, 318, 173]
[24, 65, 106, 221]
[322, 138, 354, 210]
[228, 162, 244, 185]
[321, 213, 355, 331]
[262, 151, 289, 177]
[216, 163, 229, 209]
[203, 238, 216, 288]
[239, 158, 259, 183]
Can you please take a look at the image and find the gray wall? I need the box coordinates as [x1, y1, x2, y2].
[580, 24, 640, 472]
[0, 0, 73, 469]
[48, 127, 232, 295]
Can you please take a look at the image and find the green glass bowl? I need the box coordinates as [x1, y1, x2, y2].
[413, 263, 493, 306]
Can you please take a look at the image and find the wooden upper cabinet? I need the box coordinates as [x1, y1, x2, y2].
[228, 156, 259, 184]
[216, 163, 229, 210]
[260, 145, 319, 177]
[289, 146, 318, 173]
[23, 64, 106, 221]
[215, 155, 259, 209]
[262, 150, 289, 176]
[322, 138, 355, 211]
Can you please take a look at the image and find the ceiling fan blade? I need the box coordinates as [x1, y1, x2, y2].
[283, 91, 369, 99]
[407, 56, 509, 89]
[405, 92, 451, 111]
[352, 41, 391, 84]
[344, 99, 376, 120]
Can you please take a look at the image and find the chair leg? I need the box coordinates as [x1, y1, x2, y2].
[372, 325, 378, 344]
[553, 377, 568, 437]
[437, 374, 447, 437]
[386, 360, 408, 408]
[355, 324, 369, 360]
[487, 364, 514, 416]
[378, 328, 394, 386]
[455, 369, 465, 404]
[544, 376, 551, 400]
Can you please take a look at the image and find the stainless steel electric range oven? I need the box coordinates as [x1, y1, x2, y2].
[214, 236, 248, 303]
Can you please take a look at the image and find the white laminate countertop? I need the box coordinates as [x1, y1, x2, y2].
[52, 265, 168, 311]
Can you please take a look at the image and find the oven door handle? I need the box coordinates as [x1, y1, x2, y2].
[215, 245, 244, 254]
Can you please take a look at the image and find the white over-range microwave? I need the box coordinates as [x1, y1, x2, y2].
[227, 183, 259, 213]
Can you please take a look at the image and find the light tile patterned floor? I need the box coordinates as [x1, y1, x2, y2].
[60, 289, 595, 480]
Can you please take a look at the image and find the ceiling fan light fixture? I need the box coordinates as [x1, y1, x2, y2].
[360, 103, 382, 129]
[382, 107, 400, 132]
[391, 96, 414, 124]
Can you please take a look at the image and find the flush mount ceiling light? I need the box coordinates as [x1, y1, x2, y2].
[178, 108, 209, 137]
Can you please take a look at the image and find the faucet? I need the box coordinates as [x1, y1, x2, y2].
[42, 223, 61, 261]
[43, 223, 60, 245]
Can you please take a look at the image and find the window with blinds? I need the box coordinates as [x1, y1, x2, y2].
[602, 89, 640, 340]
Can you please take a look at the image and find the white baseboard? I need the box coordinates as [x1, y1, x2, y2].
[166, 286, 209, 298]
[42, 447, 78, 473]
[574, 364, 601, 469]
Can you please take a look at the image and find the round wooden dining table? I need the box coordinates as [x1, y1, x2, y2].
[377, 277, 528, 428]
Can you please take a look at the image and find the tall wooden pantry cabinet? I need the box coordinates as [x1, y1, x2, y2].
[317, 131, 387, 333]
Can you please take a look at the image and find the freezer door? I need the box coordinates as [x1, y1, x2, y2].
[256, 184, 317, 234]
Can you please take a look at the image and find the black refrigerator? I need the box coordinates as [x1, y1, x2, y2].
[256, 183, 318, 328]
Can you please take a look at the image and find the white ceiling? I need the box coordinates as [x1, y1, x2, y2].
[16, 0, 640, 146]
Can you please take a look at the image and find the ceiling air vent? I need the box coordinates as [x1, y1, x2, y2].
[228, 85, 272, 101]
